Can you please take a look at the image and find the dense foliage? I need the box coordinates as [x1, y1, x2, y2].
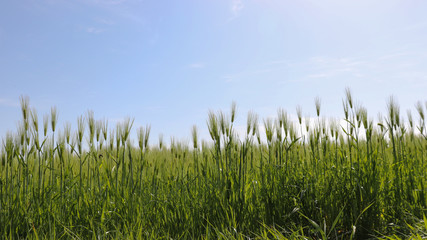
[1, 90, 426, 239]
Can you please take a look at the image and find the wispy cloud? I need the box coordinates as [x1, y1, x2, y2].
[222, 75, 234, 83]
[293, 49, 427, 87]
[405, 21, 427, 31]
[264, 59, 291, 66]
[303, 56, 362, 80]
[230, 0, 244, 19]
[307, 73, 330, 79]
[189, 63, 205, 69]
[232, 0, 244, 14]
[86, 27, 105, 34]
[83, 0, 146, 25]
[96, 18, 115, 25]
[222, 68, 273, 83]
[222, 63, 282, 83]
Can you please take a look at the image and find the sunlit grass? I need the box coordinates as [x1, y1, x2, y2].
[1, 89, 426, 239]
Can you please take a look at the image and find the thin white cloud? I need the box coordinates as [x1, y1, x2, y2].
[232, 0, 244, 14]
[96, 18, 115, 25]
[83, 0, 146, 25]
[222, 67, 274, 83]
[106, 0, 127, 5]
[294, 49, 427, 88]
[222, 75, 234, 83]
[307, 73, 330, 79]
[377, 52, 409, 61]
[264, 59, 291, 66]
[229, 0, 244, 20]
[86, 27, 105, 34]
[405, 21, 427, 31]
[297, 56, 367, 82]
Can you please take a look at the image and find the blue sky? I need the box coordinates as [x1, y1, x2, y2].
[1, 0, 427, 144]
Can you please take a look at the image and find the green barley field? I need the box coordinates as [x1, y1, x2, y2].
[1, 89, 426, 239]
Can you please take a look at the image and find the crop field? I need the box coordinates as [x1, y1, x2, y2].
[1, 90, 427, 239]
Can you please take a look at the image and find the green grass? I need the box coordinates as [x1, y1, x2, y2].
[1, 90, 426, 239]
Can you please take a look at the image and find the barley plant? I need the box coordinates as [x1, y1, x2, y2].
[1, 90, 426, 239]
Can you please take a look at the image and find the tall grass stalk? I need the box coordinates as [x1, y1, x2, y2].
[1, 91, 426, 239]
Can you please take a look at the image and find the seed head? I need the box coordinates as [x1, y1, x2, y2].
[342, 100, 349, 120]
[219, 111, 227, 136]
[96, 120, 102, 142]
[102, 119, 108, 141]
[20, 95, 30, 121]
[278, 108, 289, 132]
[315, 96, 321, 117]
[31, 107, 39, 133]
[120, 117, 134, 145]
[51, 106, 58, 132]
[87, 110, 95, 143]
[77, 115, 85, 143]
[144, 124, 151, 150]
[345, 87, 353, 109]
[64, 122, 71, 144]
[263, 118, 274, 144]
[230, 101, 237, 123]
[158, 133, 164, 150]
[356, 106, 367, 129]
[275, 120, 282, 142]
[387, 96, 400, 128]
[191, 125, 198, 149]
[115, 124, 121, 149]
[109, 129, 115, 150]
[305, 116, 310, 132]
[252, 113, 258, 136]
[17, 122, 25, 146]
[207, 110, 219, 142]
[57, 130, 65, 146]
[247, 112, 255, 136]
[43, 114, 49, 137]
[70, 133, 77, 152]
[416, 101, 424, 121]
[407, 110, 413, 128]
[137, 126, 147, 150]
[296, 105, 302, 125]
[4, 131, 15, 159]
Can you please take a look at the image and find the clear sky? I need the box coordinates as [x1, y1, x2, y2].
[1, 0, 427, 144]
